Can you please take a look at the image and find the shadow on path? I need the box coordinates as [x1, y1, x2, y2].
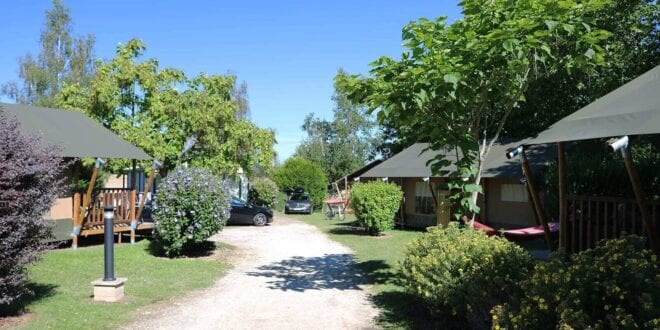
[247, 254, 382, 292]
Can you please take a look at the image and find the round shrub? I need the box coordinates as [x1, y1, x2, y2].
[153, 167, 231, 257]
[248, 177, 278, 208]
[350, 181, 403, 235]
[400, 224, 535, 328]
[273, 157, 327, 210]
[492, 235, 660, 329]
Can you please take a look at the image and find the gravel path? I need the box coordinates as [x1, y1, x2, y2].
[127, 215, 378, 330]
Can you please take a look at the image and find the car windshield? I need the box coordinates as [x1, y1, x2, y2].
[232, 197, 247, 205]
[290, 194, 309, 201]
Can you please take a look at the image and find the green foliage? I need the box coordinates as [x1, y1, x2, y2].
[350, 181, 403, 235]
[272, 157, 328, 210]
[400, 224, 535, 329]
[492, 235, 660, 329]
[153, 168, 231, 257]
[338, 0, 612, 218]
[56, 39, 275, 175]
[295, 69, 380, 182]
[2, 0, 95, 107]
[248, 177, 279, 208]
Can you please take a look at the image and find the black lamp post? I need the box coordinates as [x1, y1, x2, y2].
[103, 205, 115, 281]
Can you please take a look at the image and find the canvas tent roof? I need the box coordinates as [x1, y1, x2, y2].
[360, 141, 551, 179]
[524, 64, 660, 145]
[0, 103, 152, 160]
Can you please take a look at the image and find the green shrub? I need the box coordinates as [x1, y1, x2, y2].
[273, 157, 327, 209]
[492, 235, 660, 329]
[153, 167, 231, 257]
[350, 181, 403, 235]
[400, 224, 535, 328]
[248, 177, 278, 208]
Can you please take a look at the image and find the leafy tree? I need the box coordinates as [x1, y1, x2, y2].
[2, 0, 95, 107]
[295, 70, 379, 182]
[338, 0, 613, 218]
[0, 113, 65, 308]
[57, 39, 275, 175]
[272, 157, 328, 209]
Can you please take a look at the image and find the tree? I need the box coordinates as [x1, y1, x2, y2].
[295, 70, 380, 182]
[338, 0, 613, 218]
[57, 39, 275, 175]
[0, 113, 65, 308]
[2, 0, 95, 107]
[273, 157, 328, 209]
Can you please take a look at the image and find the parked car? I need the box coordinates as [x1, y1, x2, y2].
[284, 192, 313, 214]
[228, 196, 273, 226]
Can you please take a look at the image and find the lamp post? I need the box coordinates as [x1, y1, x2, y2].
[103, 205, 115, 281]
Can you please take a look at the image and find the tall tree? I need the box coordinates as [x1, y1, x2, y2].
[338, 0, 613, 218]
[2, 0, 95, 107]
[57, 39, 275, 175]
[295, 70, 379, 182]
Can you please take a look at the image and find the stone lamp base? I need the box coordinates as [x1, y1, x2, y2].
[91, 278, 127, 302]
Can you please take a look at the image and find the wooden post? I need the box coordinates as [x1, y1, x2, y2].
[130, 189, 136, 244]
[621, 148, 658, 253]
[520, 146, 555, 251]
[79, 162, 101, 226]
[558, 142, 568, 251]
[72, 193, 81, 249]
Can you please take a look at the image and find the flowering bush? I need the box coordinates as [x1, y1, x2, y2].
[400, 223, 534, 328]
[350, 181, 403, 235]
[248, 177, 278, 208]
[492, 235, 660, 329]
[0, 113, 65, 308]
[153, 167, 231, 257]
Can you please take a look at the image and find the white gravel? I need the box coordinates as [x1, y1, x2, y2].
[127, 215, 379, 330]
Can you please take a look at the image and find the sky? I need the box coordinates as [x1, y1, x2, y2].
[0, 0, 461, 161]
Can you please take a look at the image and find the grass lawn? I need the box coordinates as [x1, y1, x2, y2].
[6, 240, 231, 330]
[286, 212, 435, 328]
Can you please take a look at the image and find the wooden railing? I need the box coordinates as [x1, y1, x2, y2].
[83, 188, 136, 227]
[566, 195, 659, 253]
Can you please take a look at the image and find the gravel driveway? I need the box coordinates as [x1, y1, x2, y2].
[127, 214, 378, 329]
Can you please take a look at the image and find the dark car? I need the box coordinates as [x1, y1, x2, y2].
[284, 193, 313, 214]
[228, 197, 273, 226]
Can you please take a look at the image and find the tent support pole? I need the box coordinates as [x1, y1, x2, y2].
[621, 147, 658, 253]
[521, 147, 555, 251]
[558, 142, 568, 252]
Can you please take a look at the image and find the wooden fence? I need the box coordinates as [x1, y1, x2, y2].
[565, 195, 659, 253]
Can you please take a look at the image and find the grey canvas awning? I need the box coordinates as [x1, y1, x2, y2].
[360, 141, 551, 179]
[524, 65, 660, 145]
[1, 103, 152, 160]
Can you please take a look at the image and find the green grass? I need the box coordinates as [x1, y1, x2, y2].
[11, 240, 230, 330]
[286, 212, 435, 328]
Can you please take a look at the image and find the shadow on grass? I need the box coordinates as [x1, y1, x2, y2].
[147, 240, 217, 258]
[247, 254, 377, 291]
[0, 283, 57, 317]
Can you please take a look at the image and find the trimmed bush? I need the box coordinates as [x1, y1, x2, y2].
[0, 113, 65, 309]
[153, 167, 231, 257]
[350, 181, 403, 235]
[400, 224, 535, 328]
[273, 157, 327, 210]
[248, 177, 278, 208]
[492, 235, 660, 329]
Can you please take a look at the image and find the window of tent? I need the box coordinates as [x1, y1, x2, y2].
[415, 181, 435, 214]
[501, 183, 529, 202]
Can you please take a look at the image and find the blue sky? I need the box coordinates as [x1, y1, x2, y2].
[1, 0, 461, 161]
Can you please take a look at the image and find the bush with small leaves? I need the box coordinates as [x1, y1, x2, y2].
[0, 112, 65, 309]
[248, 177, 278, 209]
[350, 181, 403, 235]
[400, 223, 535, 328]
[153, 167, 231, 257]
[492, 235, 660, 329]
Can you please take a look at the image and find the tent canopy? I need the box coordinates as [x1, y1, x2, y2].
[1, 103, 152, 160]
[524, 65, 660, 145]
[360, 141, 551, 179]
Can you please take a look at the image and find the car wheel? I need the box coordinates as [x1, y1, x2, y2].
[253, 213, 268, 226]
